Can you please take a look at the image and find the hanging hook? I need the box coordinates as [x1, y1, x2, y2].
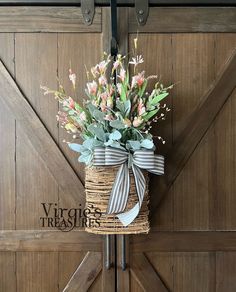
[110, 0, 118, 57]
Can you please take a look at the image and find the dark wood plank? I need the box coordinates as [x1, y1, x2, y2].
[151, 49, 236, 215]
[129, 8, 236, 33]
[216, 252, 236, 292]
[117, 235, 130, 292]
[131, 231, 236, 252]
[174, 252, 215, 292]
[130, 253, 169, 292]
[0, 230, 102, 251]
[63, 252, 102, 292]
[0, 7, 101, 32]
[0, 58, 85, 205]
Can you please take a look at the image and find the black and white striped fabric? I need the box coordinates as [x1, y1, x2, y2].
[93, 147, 164, 226]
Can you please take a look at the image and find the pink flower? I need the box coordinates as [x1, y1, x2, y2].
[138, 99, 146, 115]
[118, 68, 126, 82]
[98, 75, 107, 86]
[79, 111, 87, 121]
[133, 117, 143, 127]
[98, 60, 107, 73]
[69, 69, 76, 89]
[131, 71, 145, 88]
[68, 97, 75, 109]
[87, 81, 97, 95]
[113, 60, 120, 70]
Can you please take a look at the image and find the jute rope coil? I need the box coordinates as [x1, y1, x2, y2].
[85, 165, 150, 234]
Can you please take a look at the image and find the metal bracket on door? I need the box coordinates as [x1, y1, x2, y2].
[81, 0, 95, 25]
[135, 0, 149, 25]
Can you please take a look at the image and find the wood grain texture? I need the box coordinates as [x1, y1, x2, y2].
[0, 230, 102, 251]
[131, 232, 236, 252]
[16, 252, 58, 292]
[0, 34, 15, 230]
[14, 34, 58, 229]
[145, 252, 174, 291]
[102, 235, 115, 292]
[211, 34, 236, 230]
[0, 56, 85, 206]
[0, 252, 16, 292]
[151, 47, 236, 222]
[0, 7, 101, 32]
[130, 253, 169, 292]
[59, 251, 87, 291]
[174, 252, 215, 292]
[129, 8, 236, 33]
[63, 251, 102, 292]
[216, 252, 236, 292]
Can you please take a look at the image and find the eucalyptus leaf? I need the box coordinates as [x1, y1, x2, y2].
[88, 124, 106, 141]
[93, 109, 105, 123]
[127, 140, 141, 151]
[109, 130, 122, 141]
[141, 139, 154, 149]
[110, 119, 126, 129]
[68, 143, 85, 153]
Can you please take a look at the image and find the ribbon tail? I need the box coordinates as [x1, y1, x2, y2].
[106, 163, 130, 214]
[117, 165, 146, 226]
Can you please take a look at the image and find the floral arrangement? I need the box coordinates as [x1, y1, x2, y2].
[41, 39, 172, 165]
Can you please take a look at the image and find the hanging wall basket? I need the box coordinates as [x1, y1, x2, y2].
[85, 165, 150, 234]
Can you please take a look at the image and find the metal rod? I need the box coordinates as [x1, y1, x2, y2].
[0, 0, 235, 6]
[121, 234, 126, 271]
[105, 235, 111, 270]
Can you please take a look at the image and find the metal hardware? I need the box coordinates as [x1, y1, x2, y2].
[121, 234, 126, 271]
[105, 235, 111, 270]
[81, 0, 94, 26]
[110, 0, 118, 57]
[135, 0, 149, 26]
[0, 0, 235, 6]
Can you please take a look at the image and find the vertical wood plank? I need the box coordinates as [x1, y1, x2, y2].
[0, 252, 16, 292]
[172, 34, 215, 231]
[216, 252, 236, 292]
[0, 33, 15, 230]
[17, 252, 59, 292]
[211, 34, 236, 230]
[174, 252, 215, 292]
[0, 33, 16, 292]
[15, 33, 58, 229]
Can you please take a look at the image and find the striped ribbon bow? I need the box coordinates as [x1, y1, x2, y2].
[92, 147, 164, 226]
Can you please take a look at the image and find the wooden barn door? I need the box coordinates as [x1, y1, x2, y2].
[0, 7, 115, 292]
[116, 7, 236, 292]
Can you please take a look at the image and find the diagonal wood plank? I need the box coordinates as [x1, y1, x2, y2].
[0, 59, 85, 205]
[151, 49, 236, 215]
[63, 251, 102, 292]
[131, 252, 169, 292]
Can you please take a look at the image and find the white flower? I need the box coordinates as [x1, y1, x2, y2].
[129, 55, 144, 66]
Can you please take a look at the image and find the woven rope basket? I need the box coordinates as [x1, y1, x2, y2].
[84, 165, 150, 234]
